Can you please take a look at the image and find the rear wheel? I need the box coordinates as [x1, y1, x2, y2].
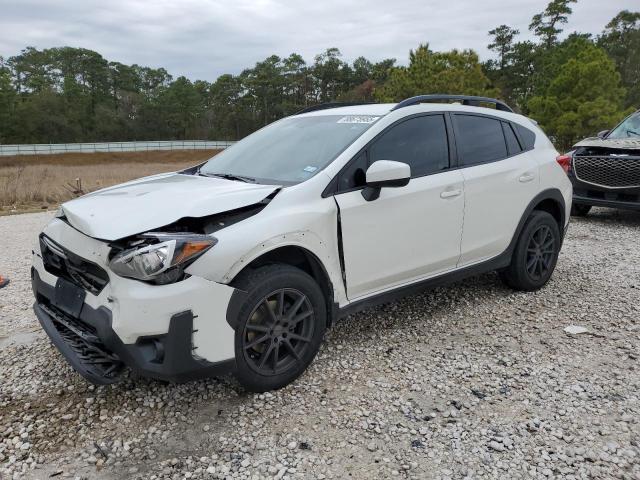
[571, 204, 591, 217]
[499, 210, 561, 291]
[231, 264, 326, 392]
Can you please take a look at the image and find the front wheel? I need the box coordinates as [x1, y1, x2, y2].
[571, 204, 591, 217]
[231, 264, 326, 392]
[499, 210, 561, 292]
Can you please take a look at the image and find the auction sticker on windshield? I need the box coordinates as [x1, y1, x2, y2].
[337, 115, 380, 124]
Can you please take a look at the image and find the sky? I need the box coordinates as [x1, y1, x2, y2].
[0, 0, 637, 82]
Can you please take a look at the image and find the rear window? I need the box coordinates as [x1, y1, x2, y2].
[454, 115, 507, 166]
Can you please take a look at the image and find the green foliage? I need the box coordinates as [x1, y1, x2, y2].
[483, 3, 638, 149]
[0, 58, 18, 143]
[598, 10, 640, 108]
[375, 45, 497, 102]
[488, 25, 520, 70]
[529, 0, 577, 48]
[0, 5, 639, 146]
[527, 45, 630, 149]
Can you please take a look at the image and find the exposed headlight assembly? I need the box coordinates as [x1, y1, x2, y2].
[109, 233, 216, 284]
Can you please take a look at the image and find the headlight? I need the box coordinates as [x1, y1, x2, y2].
[109, 233, 216, 284]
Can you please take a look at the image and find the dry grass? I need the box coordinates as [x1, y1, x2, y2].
[0, 150, 220, 214]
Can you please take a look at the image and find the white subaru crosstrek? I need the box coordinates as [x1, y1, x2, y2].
[32, 95, 572, 392]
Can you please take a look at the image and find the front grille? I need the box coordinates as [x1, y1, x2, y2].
[40, 235, 110, 295]
[40, 302, 124, 381]
[573, 155, 640, 189]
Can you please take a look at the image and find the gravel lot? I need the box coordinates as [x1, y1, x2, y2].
[1, 209, 639, 480]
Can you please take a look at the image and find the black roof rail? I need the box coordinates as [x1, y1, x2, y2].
[391, 95, 514, 113]
[296, 102, 376, 115]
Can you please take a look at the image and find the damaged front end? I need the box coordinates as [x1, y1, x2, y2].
[33, 184, 279, 385]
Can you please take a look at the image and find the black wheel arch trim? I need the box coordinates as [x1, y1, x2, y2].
[225, 246, 338, 330]
[507, 188, 567, 252]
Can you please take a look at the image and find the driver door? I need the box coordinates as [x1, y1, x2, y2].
[333, 114, 465, 300]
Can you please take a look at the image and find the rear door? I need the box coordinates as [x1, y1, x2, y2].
[333, 114, 465, 300]
[453, 114, 540, 265]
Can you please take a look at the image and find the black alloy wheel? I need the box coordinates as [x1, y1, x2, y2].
[525, 224, 556, 281]
[499, 210, 561, 291]
[231, 264, 326, 392]
[242, 288, 315, 376]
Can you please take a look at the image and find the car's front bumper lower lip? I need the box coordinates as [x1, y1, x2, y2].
[573, 194, 640, 211]
[32, 268, 236, 384]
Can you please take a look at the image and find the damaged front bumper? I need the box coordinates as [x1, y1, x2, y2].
[32, 219, 238, 385]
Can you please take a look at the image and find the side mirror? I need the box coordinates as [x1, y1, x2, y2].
[597, 130, 609, 139]
[362, 160, 410, 201]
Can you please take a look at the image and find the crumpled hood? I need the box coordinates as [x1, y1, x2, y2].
[61, 172, 280, 241]
[574, 137, 640, 150]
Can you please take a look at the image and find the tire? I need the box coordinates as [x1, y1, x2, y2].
[571, 204, 591, 217]
[499, 210, 561, 292]
[230, 264, 326, 392]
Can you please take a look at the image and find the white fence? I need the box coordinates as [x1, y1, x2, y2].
[0, 140, 235, 156]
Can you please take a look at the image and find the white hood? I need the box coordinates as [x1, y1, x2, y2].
[61, 173, 280, 241]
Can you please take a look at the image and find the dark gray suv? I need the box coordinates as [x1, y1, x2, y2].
[561, 110, 640, 216]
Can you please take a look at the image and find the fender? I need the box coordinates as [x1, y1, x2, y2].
[505, 188, 567, 257]
[223, 236, 344, 329]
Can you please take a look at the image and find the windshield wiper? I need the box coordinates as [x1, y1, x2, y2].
[626, 129, 639, 138]
[197, 171, 256, 183]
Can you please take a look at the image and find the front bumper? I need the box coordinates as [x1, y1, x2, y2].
[570, 174, 640, 212]
[32, 218, 238, 384]
[33, 270, 235, 383]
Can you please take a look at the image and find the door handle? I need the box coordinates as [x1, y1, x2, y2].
[519, 172, 535, 183]
[440, 188, 462, 199]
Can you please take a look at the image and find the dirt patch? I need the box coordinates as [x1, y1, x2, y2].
[0, 150, 221, 213]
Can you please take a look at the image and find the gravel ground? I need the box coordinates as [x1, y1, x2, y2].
[1, 208, 639, 480]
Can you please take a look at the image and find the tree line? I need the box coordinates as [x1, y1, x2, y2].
[0, 0, 638, 150]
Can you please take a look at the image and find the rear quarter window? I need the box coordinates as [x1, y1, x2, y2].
[515, 123, 536, 150]
[502, 122, 522, 156]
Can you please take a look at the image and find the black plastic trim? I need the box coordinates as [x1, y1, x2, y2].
[338, 248, 512, 319]
[573, 195, 640, 211]
[39, 234, 110, 296]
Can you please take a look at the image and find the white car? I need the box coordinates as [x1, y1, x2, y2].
[32, 95, 572, 392]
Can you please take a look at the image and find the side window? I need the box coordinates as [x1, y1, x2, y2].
[502, 122, 522, 155]
[454, 115, 507, 166]
[369, 115, 449, 177]
[515, 123, 536, 150]
[337, 151, 367, 192]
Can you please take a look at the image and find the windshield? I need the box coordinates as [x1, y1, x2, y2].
[198, 115, 379, 184]
[608, 111, 640, 139]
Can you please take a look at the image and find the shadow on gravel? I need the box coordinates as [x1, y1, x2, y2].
[575, 207, 640, 228]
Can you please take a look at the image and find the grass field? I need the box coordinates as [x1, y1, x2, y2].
[0, 150, 220, 214]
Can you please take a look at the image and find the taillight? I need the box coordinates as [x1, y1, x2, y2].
[556, 153, 571, 174]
